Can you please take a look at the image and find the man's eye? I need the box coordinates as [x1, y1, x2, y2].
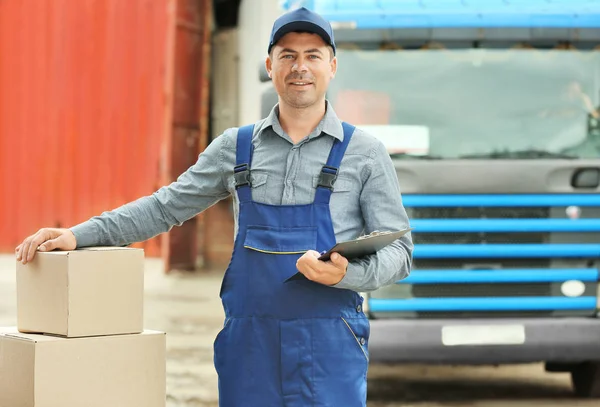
[308, 55, 320, 59]
[283, 55, 294, 59]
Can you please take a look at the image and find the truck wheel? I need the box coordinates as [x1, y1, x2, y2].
[572, 362, 600, 398]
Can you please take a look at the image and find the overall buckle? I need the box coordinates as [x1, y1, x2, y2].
[317, 165, 338, 190]
[234, 163, 251, 188]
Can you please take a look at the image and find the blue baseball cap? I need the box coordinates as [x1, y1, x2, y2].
[268, 7, 336, 56]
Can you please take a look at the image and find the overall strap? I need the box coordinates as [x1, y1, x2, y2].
[314, 122, 356, 205]
[234, 124, 255, 203]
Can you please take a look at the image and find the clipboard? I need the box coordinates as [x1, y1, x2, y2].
[318, 228, 413, 261]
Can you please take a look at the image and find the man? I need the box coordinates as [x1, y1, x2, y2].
[15, 7, 413, 407]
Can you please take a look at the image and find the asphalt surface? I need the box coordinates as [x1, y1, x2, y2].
[1, 254, 597, 406]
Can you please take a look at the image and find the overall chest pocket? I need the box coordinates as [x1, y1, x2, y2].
[243, 225, 317, 283]
[243, 225, 317, 254]
[312, 175, 354, 193]
[229, 172, 268, 200]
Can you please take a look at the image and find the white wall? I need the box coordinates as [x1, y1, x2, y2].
[237, 0, 283, 125]
[211, 28, 239, 138]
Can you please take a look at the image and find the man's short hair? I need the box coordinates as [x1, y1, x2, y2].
[268, 37, 335, 61]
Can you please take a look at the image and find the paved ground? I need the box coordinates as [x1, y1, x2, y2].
[1, 254, 597, 406]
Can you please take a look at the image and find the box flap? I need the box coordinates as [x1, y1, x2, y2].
[29, 247, 143, 256]
[140, 330, 166, 336]
[5, 332, 63, 343]
[78, 246, 143, 252]
[0, 326, 18, 336]
[34, 250, 71, 256]
[4, 330, 164, 343]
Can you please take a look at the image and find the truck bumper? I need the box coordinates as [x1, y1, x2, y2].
[368, 317, 600, 365]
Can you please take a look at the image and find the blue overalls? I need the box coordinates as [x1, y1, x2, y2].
[213, 123, 370, 407]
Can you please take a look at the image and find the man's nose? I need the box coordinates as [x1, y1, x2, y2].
[292, 59, 309, 73]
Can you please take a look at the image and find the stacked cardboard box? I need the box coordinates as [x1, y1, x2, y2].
[0, 247, 166, 407]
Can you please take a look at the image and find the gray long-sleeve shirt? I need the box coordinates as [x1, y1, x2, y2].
[71, 101, 413, 292]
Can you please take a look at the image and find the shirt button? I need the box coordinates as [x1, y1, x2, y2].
[359, 337, 366, 346]
[286, 179, 292, 186]
[356, 304, 362, 313]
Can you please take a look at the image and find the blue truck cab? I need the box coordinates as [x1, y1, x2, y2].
[261, 0, 600, 398]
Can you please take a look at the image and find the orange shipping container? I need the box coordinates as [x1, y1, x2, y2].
[0, 0, 212, 270]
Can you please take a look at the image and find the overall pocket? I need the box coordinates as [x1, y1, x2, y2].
[312, 317, 370, 406]
[244, 225, 317, 254]
[341, 316, 370, 362]
[243, 225, 317, 282]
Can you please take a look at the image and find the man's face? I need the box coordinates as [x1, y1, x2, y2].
[266, 32, 337, 109]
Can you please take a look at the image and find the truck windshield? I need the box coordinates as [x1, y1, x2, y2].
[328, 49, 600, 159]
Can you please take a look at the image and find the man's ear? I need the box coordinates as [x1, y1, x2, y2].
[265, 56, 273, 78]
[330, 56, 337, 79]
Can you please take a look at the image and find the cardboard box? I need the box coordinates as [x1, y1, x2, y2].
[0, 327, 166, 407]
[17, 247, 144, 337]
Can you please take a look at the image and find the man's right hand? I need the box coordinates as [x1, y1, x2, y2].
[15, 228, 77, 265]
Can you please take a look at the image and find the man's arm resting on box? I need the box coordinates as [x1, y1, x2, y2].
[70, 132, 232, 248]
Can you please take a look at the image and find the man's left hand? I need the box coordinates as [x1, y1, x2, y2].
[296, 250, 348, 286]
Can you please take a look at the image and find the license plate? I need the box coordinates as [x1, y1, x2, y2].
[442, 324, 526, 346]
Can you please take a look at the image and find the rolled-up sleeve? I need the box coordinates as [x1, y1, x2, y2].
[70, 131, 233, 248]
[333, 140, 413, 292]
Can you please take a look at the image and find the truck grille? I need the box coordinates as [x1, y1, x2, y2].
[411, 283, 551, 298]
[368, 194, 600, 319]
[412, 206, 549, 246]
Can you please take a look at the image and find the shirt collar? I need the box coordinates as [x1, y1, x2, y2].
[258, 100, 344, 142]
